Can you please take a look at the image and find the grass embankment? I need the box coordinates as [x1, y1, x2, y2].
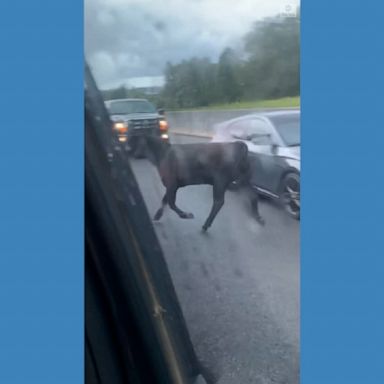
[174, 96, 300, 111]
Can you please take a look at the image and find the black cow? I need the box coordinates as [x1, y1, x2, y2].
[144, 136, 265, 232]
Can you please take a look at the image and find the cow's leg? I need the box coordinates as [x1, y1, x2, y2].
[240, 161, 265, 226]
[167, 187, 194, 219]
[249, 189, 265, 225]
[153, 192, 168, 221]
[202, 182, 226, 232]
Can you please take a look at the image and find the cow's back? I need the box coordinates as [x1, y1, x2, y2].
[162, 142, 248, 186]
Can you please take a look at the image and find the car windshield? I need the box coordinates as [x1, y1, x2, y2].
[270, 114, 301, 146]
[86, 1, 300, 383]
[108, 100, 157, 115]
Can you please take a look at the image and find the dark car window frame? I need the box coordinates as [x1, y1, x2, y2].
[85, 63, 207, 384]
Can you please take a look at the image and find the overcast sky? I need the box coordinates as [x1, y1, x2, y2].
[85, 0, 299, 89]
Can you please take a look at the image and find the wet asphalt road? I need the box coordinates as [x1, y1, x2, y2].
[130, 135, 300, 384]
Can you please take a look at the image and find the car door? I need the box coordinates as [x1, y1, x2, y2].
[241, 118, 282, 193]
[227, 118, 271, 190]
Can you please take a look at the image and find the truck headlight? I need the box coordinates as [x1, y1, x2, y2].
[159, 120, 168, 132]
[113, 121, 128, 134]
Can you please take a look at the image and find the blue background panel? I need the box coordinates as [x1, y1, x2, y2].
[1, 0, 384, 383]
[302, 1, 384, 383]
[0, 2, 83, 383]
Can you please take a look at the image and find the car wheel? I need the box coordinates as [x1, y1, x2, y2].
[279, 172, 300, 220]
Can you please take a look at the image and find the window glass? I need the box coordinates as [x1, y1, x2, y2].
[108, 100, 157, 115]
[270, 114, 301, 146]
[230, 119, 272, 144]
[85, 1, 300, 382]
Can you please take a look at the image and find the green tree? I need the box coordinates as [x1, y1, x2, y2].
[242, 15, 300, 99]
[217, 48, 242, 103]
[161, 58, 218, 108]
[159, 9, 300, 109]
[102, 85, 127, 100]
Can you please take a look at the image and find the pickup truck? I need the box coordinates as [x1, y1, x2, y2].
[105, 98, 169, 158]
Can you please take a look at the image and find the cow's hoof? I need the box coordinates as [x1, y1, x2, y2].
[180, 212, 194, 219]
[256, 216, 266, 226]
[201, 225, 208, 233]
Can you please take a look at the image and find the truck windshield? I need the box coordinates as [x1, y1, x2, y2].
[108, 100, 157, 115]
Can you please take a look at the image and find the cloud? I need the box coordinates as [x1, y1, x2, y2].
[85, 0, 299, 89]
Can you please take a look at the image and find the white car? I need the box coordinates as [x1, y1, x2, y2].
[211, 110, 300, 219]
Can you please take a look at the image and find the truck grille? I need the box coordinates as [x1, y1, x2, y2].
[130, 119, 159, 131]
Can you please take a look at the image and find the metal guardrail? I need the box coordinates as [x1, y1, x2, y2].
[166, 107, 300, 139]
[171, 130, 213, 138]
[168, 106, 299, 114]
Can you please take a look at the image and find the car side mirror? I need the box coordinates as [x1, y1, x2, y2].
[271, 142, 278, 155]
[231, 133, 244, 140]
[158, 108, 165, 116]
